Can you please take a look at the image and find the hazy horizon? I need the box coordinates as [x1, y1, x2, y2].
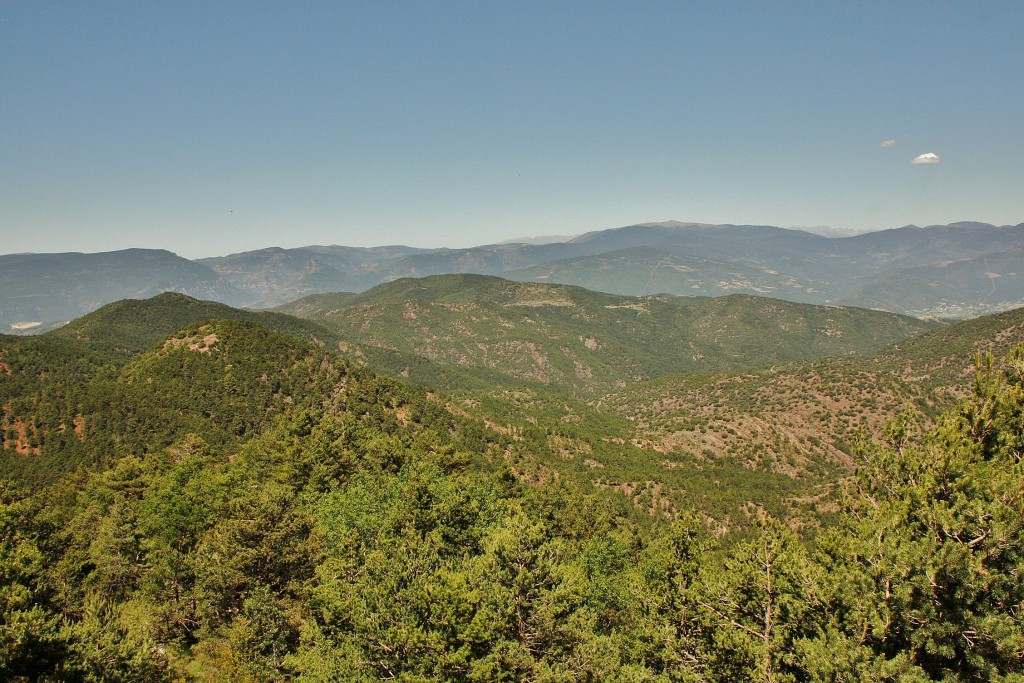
[3, 2, 1022, 259]
[5, 218, 1020, 261]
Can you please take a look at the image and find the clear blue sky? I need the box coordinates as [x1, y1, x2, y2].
[2, 1, 1022, 258]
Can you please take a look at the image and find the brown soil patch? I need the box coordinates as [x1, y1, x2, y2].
[5, 418, 39, 456]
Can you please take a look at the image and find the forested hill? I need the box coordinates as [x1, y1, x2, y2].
[2, 294, 1024, 680]
[50, 292, 339, 356]
[0, 317, 343, 487]
[276, 274, 939, 396]
[604, 305, 1024, 476]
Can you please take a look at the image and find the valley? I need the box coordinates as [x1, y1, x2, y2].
[6, 1, 1021, 676]
[2, 264, 1023, 681]
[6, 275, 1022, 526]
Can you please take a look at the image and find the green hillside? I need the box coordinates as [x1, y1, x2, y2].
[52, 292, 339, 356]
[606, 306, 1024, 477]
[2, 288, 1023, 680]
[281, 274, 939, 396]
[2, 291, 819, 526]
[0, 319, 347, 488]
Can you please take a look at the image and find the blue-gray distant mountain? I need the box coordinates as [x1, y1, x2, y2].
[198, 221, 1024, 318]
[505, 247, 826, 300]
[196, 244, 438, 306]
[3, 221, 1023, 330]
[503, 221, 1024, 316]
[0, 249, 250, 330]
[836, 245, 1024, 317]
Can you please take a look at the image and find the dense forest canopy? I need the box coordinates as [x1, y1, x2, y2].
[2, 293, 1023, 681]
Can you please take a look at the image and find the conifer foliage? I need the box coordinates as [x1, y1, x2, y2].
[2, 311, 1023, 680]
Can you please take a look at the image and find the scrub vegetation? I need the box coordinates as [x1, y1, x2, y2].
[2, 287, 1023, 681]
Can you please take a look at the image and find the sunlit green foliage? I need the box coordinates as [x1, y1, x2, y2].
[2, 293, 1023, 680]
[280, 274, 937, 397]
[52, 291, 338, 357]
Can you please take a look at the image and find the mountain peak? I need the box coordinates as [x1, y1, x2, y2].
[634, 220, 722, 229]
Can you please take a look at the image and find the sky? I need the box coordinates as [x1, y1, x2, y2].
[2, 1, 1023, 259]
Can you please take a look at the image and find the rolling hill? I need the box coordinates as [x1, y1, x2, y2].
[604, 306, 1024, 477]
[50, 292, 338, 356]
[276, 274, 940, 396]
[0, 307, 1019, 683]
[5, 221, 1024, 329]
[196, 244, 436, 306]
[3, 272, 1024, 681]
[504, 246, 825, 300]
[0, 315, 345, 486]
[836, 245, 1024, 317]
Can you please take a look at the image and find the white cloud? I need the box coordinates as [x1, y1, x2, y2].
[912, 152, 941, 165]
[880, 139, 896, 147]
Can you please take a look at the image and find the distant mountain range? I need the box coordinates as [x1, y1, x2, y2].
[0, 249, 250, 331]
[3, 220, 1023, 330]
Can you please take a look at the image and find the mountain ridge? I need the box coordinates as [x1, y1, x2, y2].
[276, 274, 941, 397]
[4, 220, 1024, 328]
